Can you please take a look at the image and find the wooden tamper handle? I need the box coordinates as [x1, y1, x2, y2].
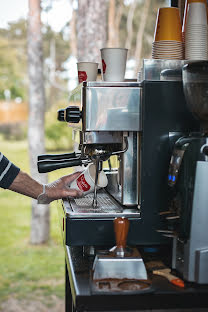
[114, 217, 130, 249]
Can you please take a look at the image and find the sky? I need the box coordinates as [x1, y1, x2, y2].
[0, 0, 72, 32]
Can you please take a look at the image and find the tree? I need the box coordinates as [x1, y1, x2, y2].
[125, 0, 137, 50]
[107, 0, 124, 47]
[77, 0, 108, 63]
[69, 0, 77, 57]
[134, 0, 151, 75]
[27, 0, 49, 244]
[0, 20, 27, 100]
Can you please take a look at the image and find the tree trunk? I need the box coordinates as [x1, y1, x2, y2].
[125, 0, 137, 50]
[134, 0, 151, 76]
[77, 0, 107, 63]
[70, 1, 77, 57]
[108, 0, 124, 47]
[108, 0, 116, 47]
[27, 0, 49, 244]
[114, 1, 124, 47]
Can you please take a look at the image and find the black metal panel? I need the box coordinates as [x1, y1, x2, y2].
[138, 81, 200, 245]
[66, 218, 114, 246]
[65, 218, 149, 247]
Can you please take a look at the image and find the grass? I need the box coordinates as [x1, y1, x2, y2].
[0, 139, 74, 303]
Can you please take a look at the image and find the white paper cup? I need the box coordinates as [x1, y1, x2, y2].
[186, 3, 207, 26]
[70, 164, 108, 195]
[100, 48, 128, 81]
[77, 62, 98, 83]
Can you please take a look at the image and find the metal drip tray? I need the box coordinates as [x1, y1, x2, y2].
[72, 192, 122, 213]
[64, 190, 140, 219]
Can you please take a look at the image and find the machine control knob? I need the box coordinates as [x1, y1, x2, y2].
[201, 144, 208, 156]
[57, 109, 65, 121]
[65, 106, 82, 123]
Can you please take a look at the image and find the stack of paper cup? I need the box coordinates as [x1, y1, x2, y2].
[185, 2, 208, 60]
[152, 7, 183, 60]
[182, 0, 207, 39]
[207, 7, 208, 53]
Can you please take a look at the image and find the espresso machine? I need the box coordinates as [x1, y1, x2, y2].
[37, 64, 200, 252]
[167, 61, 208, 284]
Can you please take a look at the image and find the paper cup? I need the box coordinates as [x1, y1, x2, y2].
[183, 0, 207, 32]
[100, 48, 128, 81]
[77, 62, 98, 83]
[186, 2, 207, 26]
[70, 164, 108, 195]
[154, 7, 182, 42]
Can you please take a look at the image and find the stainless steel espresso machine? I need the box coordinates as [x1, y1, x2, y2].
[37, 69, 199, 251]
[37, 61, 208, 309]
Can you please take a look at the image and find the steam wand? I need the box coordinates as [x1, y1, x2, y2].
[91, 136, 129, 208]
[92, 156, 101, 208]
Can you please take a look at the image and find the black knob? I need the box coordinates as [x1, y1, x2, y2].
[202, 145, 208, 156]
[65, 106, 82, 123]
[57, 109, 65, 121]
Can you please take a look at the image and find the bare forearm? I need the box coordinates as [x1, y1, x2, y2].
[8, 170, 83, 203]
[8, 171, 43, 199]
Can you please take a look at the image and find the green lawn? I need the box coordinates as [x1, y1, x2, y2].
[0, 140, 73, 303]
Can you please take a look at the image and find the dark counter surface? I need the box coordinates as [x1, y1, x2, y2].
[64, 245, 208, 312]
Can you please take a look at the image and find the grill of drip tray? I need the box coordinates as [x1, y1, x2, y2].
[65, 190, 140, 218]
[69, 192, 123, 213]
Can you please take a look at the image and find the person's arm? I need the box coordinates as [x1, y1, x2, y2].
[8, 171, 42, 199]
[8, 171, 82, 204]
[0, 152, 20, 189]
[8, 170, 83, 203]
[1, 152, 83, 203]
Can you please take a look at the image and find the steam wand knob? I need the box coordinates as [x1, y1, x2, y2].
[65, 106, 82, 123]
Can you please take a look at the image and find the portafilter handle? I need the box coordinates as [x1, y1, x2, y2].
[38, 152, 78, 161]
[37, 152, 90, 173]
[37, 158, 83, 173]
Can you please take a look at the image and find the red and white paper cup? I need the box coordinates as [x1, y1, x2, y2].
[77, 62, 98, 83]
[100, 48, 128, 82]
[70, 164, 108, 195]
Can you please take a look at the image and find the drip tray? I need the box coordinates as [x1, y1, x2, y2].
[71, 192, 122, 213]
[64, 190, 140, 219]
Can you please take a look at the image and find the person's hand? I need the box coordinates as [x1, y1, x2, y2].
[38, 171, 83, 204]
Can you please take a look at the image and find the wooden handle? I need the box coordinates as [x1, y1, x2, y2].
[114, 217, 129, 248]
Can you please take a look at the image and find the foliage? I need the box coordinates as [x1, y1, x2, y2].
[0, 0, 169, 103]
[45, 103, 73, 151]
[119, 0, 167, 59]
[42, 24, 71, 71]
[0, 18, 70, 103]
[0, 123, 27, 141]
[0, 36, 27, 100]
